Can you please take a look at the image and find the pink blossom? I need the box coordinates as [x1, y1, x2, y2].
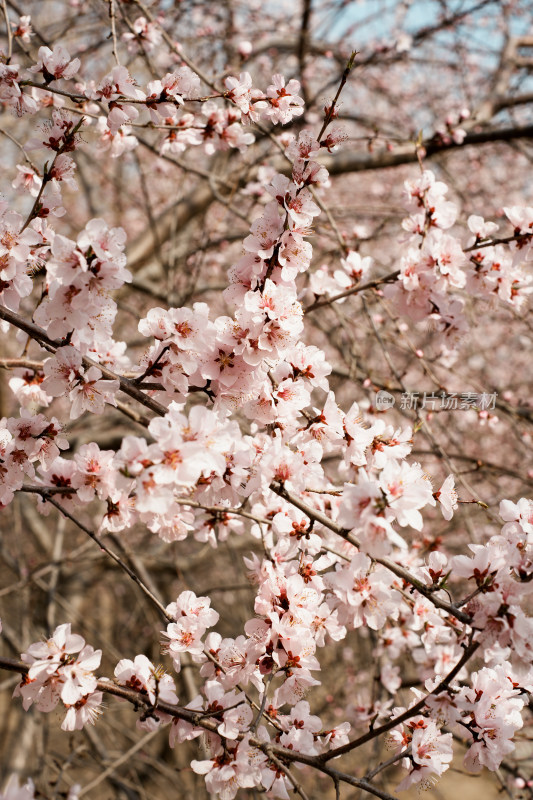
[467, 214, 498, 241]
[62, 691, 103, 731]
[122, 16, 162, 54]
[503, 206, 533, 235]
[30, 46, 80, 82]
[334, 250, 372, 288]
[115, 655, 178, 706]
[224, 73, 254, 115]
[499, 497, 533, 535]
[379, 460, 435, 530]
[72, 442, 115, 501]
[69, 366, 119, 419]
[435, 474, 458, 520]
[0, 775, 36, 800]
[395, 719, 453, 791]
[12, 16, 32, 43]
[243, 202, 285, 258]
[94, 66, 146, 103]
[59, 643, 101, 704]
[15, 624, 101, 720]
[166, 590, 220, 628]
[42, 348, 83, 396]
[328, 552, 400, 630]
[12, 165, 41, 197]
[256, 75, 304, 125]
[95, 117, 138, 157]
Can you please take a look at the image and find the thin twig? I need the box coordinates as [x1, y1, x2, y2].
[306, 270, 400, 312]
[107, 0, 120, 66]
[1, 0, 13, 62]
[319, 637, 479, 763]
[21, 488, 172, 622]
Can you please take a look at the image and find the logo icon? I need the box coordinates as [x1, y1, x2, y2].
[375, 390, 395, 410]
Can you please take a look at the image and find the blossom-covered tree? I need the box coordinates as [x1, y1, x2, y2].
[1, 2, 533, 799]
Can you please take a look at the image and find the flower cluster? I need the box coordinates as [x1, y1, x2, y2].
[2, 19, 533, 800]
[14, 624, 102, 731]
[114, 654, 179, 731]
[33, 217, 131, 356]
[0, 203, 42, 314]
[164, 590, 220, 671]
[0, 412, 68, 506]
[380, 170, 533, 361]
[390, 716, 453, 791]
